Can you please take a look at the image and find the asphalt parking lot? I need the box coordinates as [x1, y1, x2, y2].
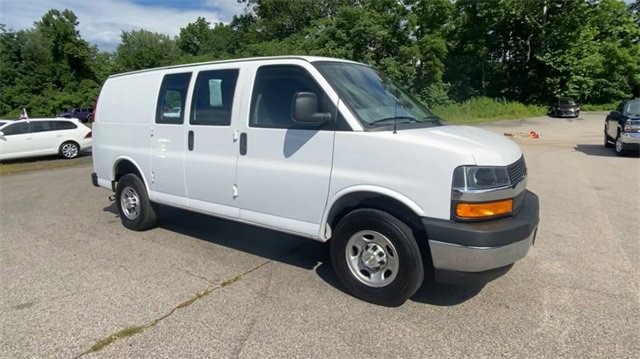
[1, 112, 638, 358]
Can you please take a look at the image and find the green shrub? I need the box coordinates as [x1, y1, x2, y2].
[431, 97, 547, 124]
[580, 102, 618, 111]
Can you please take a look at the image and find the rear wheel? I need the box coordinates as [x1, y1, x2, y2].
[59, 141, 80, 159]
[330, 209, 424, 307]
[115, 174, 157, 231]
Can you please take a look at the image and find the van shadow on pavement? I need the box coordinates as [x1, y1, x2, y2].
[574, 144, 639, 157]
[103, 203, 482, 306]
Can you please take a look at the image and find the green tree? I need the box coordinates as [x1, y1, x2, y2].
[0, 9, 102, 117]
[115, 29, 180, 72]
[177, 17, 212, 56]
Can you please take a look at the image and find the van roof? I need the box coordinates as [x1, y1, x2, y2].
[109, 56, 364, 78]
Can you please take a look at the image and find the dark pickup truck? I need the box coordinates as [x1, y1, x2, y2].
[604, 99, 640, 156]
[58, 107, 94, 123]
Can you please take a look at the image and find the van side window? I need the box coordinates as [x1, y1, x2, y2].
[156, 73, 192, 125]
[250, 65, 333, 129]
[190, 69, 239, 126]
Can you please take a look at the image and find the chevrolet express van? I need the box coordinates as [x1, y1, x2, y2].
[91, 56, 539, 306]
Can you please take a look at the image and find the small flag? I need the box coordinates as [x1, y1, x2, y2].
[19, 108, 28, 120]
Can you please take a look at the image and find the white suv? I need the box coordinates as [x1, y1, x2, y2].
[0, 118, 92, 161]
[91, 56, 539, 306]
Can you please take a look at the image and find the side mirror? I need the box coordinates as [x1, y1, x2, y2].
[292, 92, 330, 126]
[611, 110, 621, 116]
[0, 131, 4, 137]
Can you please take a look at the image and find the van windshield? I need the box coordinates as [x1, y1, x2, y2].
[314, 62, 440, 128]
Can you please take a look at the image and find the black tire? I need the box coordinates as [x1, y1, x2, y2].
[330, 209, 424, 307]
[59, 141, 80, 159]
[614, 132, 627, 156]
[575, 111, 580, 118]
[115, 174, 157, 231]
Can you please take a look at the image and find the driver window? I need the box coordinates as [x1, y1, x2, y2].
[249, 65, 333, 130]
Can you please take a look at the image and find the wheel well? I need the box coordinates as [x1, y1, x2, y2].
[328, 192, 420, 231]
[114, 159, 143, 183]
[327, 191, 433, 271]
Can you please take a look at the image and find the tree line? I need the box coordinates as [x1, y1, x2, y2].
[1, 0, 638, 118]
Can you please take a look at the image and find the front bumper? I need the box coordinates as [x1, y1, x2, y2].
[556, 109, 578, 117]
[422, 191, 539, 274]
[620, 132, 640, 146]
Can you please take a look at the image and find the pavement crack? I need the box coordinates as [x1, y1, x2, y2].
[74, 258, 274, 358]
[182, 269, 216, 285]
[75, 243, 307, 358]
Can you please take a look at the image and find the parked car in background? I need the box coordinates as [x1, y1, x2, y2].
[86, 111, 95, 123]
[58, 107, 94, 123]
[604, 99, 640, 156]
[0, 118, 92, 161]
[552, 97, 580, 118]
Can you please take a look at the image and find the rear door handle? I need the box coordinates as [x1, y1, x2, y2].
[239, 132, 247, 155]
[188, 130, 194, 151]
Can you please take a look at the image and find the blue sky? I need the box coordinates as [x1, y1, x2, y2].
[0, 0, 247, 51]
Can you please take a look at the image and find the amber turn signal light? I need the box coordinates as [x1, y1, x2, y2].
[456, 199, 513, 218]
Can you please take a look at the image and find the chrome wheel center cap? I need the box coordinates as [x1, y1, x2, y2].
[361, 243, 387, 270]
[126, 197, 137, 209]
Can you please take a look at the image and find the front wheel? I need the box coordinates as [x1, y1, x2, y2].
[59, 141, 80, 159]
[615, 133, 627, 156]
[330, 209, 424, 307]
[115, 174, 157, 231]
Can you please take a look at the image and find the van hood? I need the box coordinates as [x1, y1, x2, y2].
[400, 125, 523, 166]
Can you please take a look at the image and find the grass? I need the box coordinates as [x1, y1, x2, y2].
[89, 325, 147, 353]
[174, 288, 213, 309]
[580, 102, 618, 111]
[431, 97, 547, 124]
[221, 275, 242, 287]
[0, 155, 92, 175]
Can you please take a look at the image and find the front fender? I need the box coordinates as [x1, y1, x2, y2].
[319, 185, 425, 241]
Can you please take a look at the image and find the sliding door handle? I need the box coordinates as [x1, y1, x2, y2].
[188, 130, 194, 151]
[239, 132, 247, 155]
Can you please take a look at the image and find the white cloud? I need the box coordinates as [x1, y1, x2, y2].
[0, 0, 244, 51]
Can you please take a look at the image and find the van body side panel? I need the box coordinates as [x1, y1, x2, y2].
[93, 73, 160, 191]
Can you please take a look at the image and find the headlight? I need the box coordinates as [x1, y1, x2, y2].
[624, 120, 640, 132]
[452, 166, 511, 191]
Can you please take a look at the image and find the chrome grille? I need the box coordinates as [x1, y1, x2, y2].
[508, 156, 527, 185]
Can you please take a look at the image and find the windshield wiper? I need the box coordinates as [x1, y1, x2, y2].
[422, 115, 441, 123]
[369, 116, 417, 126]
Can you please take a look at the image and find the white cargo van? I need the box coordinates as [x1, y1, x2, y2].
[92, 56, 539, 306]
